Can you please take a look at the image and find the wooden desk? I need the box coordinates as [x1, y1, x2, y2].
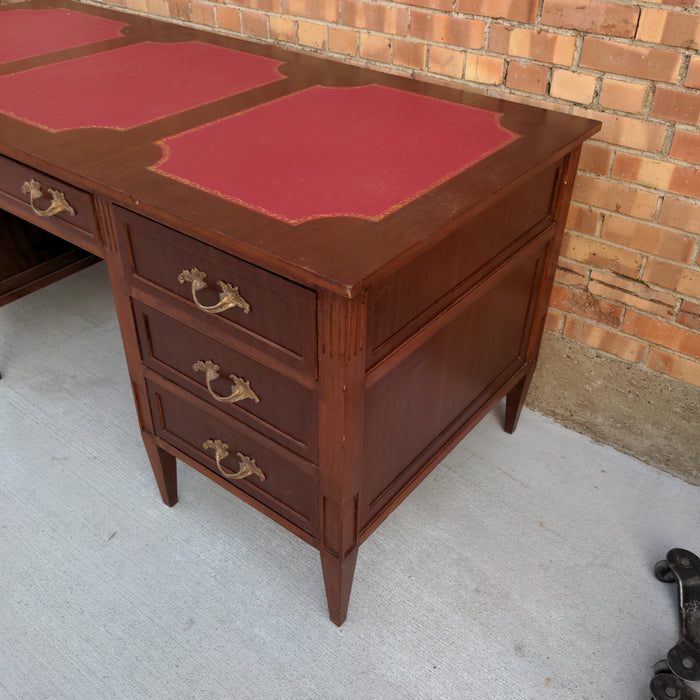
[0, 0, 599, 624]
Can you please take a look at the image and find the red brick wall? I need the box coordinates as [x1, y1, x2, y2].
[102, 0, 700, 388]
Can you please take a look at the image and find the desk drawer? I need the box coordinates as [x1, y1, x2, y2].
[0, 154, 100, 251]
[134, 300, 317, 461]
[148, 378, 319, 535]
[115, 206, 316, 376]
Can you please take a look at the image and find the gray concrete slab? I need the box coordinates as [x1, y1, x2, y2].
[1, 263, 698, 699]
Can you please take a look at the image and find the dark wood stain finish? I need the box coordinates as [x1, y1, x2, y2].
[0, 0, 600, 624]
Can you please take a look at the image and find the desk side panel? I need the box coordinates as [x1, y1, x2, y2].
[365, 163, 560, 368]
[361, 235, 550, 531]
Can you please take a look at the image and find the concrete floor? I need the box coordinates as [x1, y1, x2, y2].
[1, 262, 698, 699]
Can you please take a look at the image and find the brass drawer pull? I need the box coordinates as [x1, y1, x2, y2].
[193, 360, 260, 405]
[177, 267, 250, 315]
[203, 439, 265, 482]
[21, 178, 75, 218]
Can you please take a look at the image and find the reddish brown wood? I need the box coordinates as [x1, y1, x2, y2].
[317, 292, 367, 625]
[142, 431, 178, 507]
[504, 370, 536, 434]
[147, 377, 319, 532]
[132, 300, 318, 460]
[0, 0, 600, 624]
[113, 206, 317, 377]
[0, 208, 98, 305]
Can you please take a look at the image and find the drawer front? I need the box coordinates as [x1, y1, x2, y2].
[148, 379, 319, 535]
[115, 206, 316, 376]
[134, 300, 317, 461]
[0, 154, 100, 250]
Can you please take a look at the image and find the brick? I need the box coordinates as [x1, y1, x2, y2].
[579, 142, 613, 176]
[679, 300, 700, 332]
[343, 1, 409, 35]
[670, 130, 700, 166]
[393, 39, 426, 70]
[270, 15, 296, 42]
[636, 8, 700, 49]
[428, 46, 464, 79]
[566, 203, 601, 236]
[560, 232, 645, 278]
[192, 1, 216, 25]
[217, 6, 241, 31]
[646, 348, 700, 388]
[580, 37, 682, 83]
[550, 284, 623, 326]
[456, 0, 537, 22]
[572, 173, 659, 220]
[563, 317, 648, 361]
[653, 0, 700, 10]
[168, 0, 192, 21]
[658, 197, 700, 235]
[573, 108, 666, 152]
[687, 55, 700, 89]
[550, 69, 596, 104]
[401, 0, 453, 10]
[651, 87, 700, 125]
[234, 0, 280, 10]
[555, 260, 588, 287]
[542, 0, 640, 38]
[329, 26, 358, 55]
[622, 310, 700, 360]
[147, 0, 170, 16]
[126, 0, 148, 12]
[464, 53, 505, 85]
[507, 93, 573, 112]
[298, 21, 326, 49]
[589, 270, 677, 318]
[612, 153, 700, 199]
[505, 61, 550, 95]
[643, 259, 700, 298]
[545, 308, 564, 332]
[241, 9, 268, 37]
[411, 11, 484, 49]
[674, 264, 700, 298]
[489, 25, 576, 66]
[601, 214, 696, 264]
[359, 32, 391, 63]
[282, 0, 338, 22]
[598, 78, 648, 114]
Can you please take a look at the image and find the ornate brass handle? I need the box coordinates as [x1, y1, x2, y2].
[202, 439, 266, 482]
[21, 178, 75, 218]
[193, 360, 260, 404]
[177, 267, 250, 315]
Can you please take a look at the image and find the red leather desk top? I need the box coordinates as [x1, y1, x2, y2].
[153, 85, 519, 224]
[0, 1, 600, 291]
[0, 7, 517, 224]
[0, 40, 284, 130]
[0, 8, 126, 63]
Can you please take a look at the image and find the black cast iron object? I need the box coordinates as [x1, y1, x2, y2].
[651, 661, 700, 700]
[655, 549, 700, 682]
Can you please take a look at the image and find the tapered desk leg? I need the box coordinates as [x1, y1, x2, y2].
[142, 432, 178, 506]
[321, 540, 358, 626]
[317, 292, 366, 625]
[504, 368, 534, 434]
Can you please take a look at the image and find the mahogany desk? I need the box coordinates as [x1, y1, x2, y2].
[0, 0, 599, 624]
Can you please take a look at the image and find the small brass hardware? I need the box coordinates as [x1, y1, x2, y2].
[177, 267, 250, 315]
[193, 360, 260, 404]
[202, 439, 266, 481]
[21, 178, 75, 218]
